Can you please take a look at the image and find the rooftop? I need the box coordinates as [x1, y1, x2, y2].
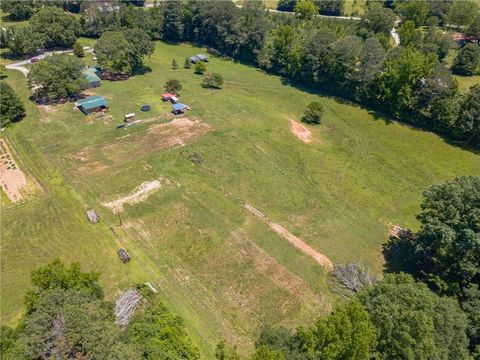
[76, 95, 108, 110]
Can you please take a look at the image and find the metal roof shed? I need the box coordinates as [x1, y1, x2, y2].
[83, 69, 101, 88]
[76, 96, 108, 114]
[189, 55, 200, 63]
[196, 54, 209, 62]
[172, 103, 187, 115]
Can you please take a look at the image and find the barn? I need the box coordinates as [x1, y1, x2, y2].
[76, 96, 109, 114]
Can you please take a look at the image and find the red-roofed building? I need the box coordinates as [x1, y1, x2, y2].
[161, 93, 176, 102]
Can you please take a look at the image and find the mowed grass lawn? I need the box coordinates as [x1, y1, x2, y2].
[2, 41, 480, 356]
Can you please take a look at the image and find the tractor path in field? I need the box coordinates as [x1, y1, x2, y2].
[243, 203, 334, 271]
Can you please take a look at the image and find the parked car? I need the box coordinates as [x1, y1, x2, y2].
[117, 249, 131, 263]
[30, 57, 41, 63]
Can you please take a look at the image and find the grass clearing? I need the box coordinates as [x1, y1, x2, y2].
[2, 41, 480, 356]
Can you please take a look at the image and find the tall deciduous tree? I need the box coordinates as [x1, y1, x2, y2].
[295, 0, 318, 19]
[454, 85, 480, 142]
[30, 6, 79, 49]
[0, 0, 34, 20]
[0, 81, 25, 127]
[413, 63, 459, 130]
[370, 47, 436, 117]
[161, 0, 185, 41]
[28, 54, 86, 101]
[447, 0, 479, 28]
[360, 7, 397, 35]
[8, 26, 44, 57]
[360, 273, 470, 360]
[296, 301, 376, 359]
[395, 0, 429, 27]
[95, 29, 154, 76]
[452, 43, 480, 76]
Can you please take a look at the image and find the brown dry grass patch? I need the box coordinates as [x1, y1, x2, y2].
[69, 117, 210, 175]
[0, 139, 40, 203]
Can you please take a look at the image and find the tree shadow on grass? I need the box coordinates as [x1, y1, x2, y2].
[279, 76, 480, 155]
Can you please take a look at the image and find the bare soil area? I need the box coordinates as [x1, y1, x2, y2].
[102, 177, 176, 212]
[244, 203, 333, 271]
[0, 139, 37, 203]
[289, 119, 312, 143]
[70, 117, 210, 175]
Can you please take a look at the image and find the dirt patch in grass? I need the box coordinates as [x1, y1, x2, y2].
[102, 177, 177, 212]
[244, 203, 333, 271]
[289, 119, 313, 143]
[0, 139, 39, 203]
[69, 117, 210, 175]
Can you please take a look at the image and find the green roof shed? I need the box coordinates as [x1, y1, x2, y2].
[76, 96, 108, 114]
[83, 68, 101, 88]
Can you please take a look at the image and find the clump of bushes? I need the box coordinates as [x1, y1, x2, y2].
[164, 79, 182, 94]
[202, 73, 223, 88]
[194, 61, 206, 74]
[302, 101, 324, 124]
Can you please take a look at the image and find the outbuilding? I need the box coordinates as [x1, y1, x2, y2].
[189, 55, 200, 64]
[124, 113, 135, 122]
[161, 93, 176, 102]
[190, 54, 209, 63]
[76, 95, 109, 114]
[196, 54, 209, 62]
[172, 103, 188, 115]
[82, 67, 102, 88]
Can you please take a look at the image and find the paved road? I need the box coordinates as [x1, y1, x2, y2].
[6, 47, 94, 76]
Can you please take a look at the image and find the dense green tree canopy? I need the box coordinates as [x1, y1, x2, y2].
[0, 81, 25, 127]
[95, 28, 154, 76]
[0, 0, 34, 20]
[360, 273, 470, 360]
[2, 260, 200, 360]
[370, 46, 436, 117]
[295, 0, 318, 19]
[394, 0, 429, 27]
[452, 44, 480, 76]
[30, 6, 79, 49]
[28, 54, 86, 101]
[454, 85, 480, 142]
[360, 7, 397, 35]
[296, 301, 376, 360]
[447, 0, 479, 28]
[8, 26, 44, 57]
[413, 176, 480, 293]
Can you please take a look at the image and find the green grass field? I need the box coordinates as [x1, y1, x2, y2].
[2, 41, 480, 357]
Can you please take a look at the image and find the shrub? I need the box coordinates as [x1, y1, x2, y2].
[73, 42, 84, 58]
[202, 72, 223, 88]
[302, 101, 324, 124]
[184, 57, 191, 69]
[172, 58, 178, 69]
[164, 79, 182, 94]
[194, 61, 206, 74]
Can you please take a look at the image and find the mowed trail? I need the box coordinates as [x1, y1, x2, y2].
[243, 204, 334, 271]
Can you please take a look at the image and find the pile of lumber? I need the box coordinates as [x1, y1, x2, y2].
[115, 289, 141, 328]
